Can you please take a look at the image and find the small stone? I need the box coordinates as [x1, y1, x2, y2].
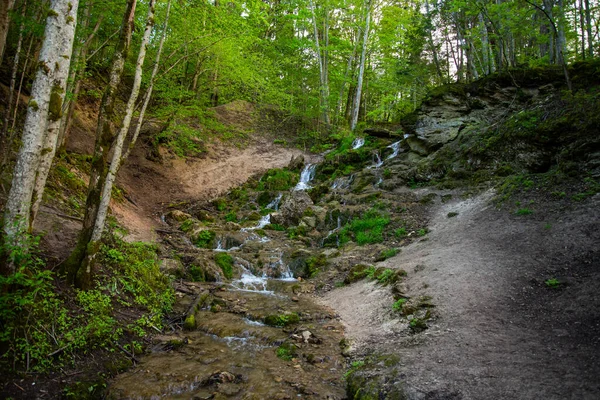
[291, 296, 299, 302]
[274, 376, 282, 383]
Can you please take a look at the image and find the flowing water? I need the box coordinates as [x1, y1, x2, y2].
[295, 164, 317, 190]
[387, 140, 402, 159]
[351, 137, 365, 149]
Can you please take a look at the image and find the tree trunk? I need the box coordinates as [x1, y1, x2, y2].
[64, 0, 137, 287]
[123, 0, 171, 161]
[584, 0, 592, 57]
[2, 0, 79, 271]
[350, 0, 370, 132]
[0, 0, 15, 64]
[1, 0, 25, 138]
[335, 29, 358, 124]
[309, 0, 330, 125]
[89, 0, 156, 247]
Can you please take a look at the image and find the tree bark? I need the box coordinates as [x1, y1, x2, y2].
[584, 0, 592, 57]
[309, 0, 330, 125]
[1, 0, 25, 138]
[123, 0, 171, 161]
[350, 0, 370, 132]
[64, 0, 137, 286]
[0, 0, 15, 64]
[2, 0, 79, 271]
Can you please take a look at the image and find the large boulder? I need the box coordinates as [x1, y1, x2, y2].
[271, 191, 313, 227]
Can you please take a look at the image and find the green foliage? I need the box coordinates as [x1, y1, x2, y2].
[447, 212, 459, 218]
[545, 278, 561, 288]
[339, 208, 390, 246]
[225, 211, 238, 222]
[194, 230, 216, 248]
[305, 254, 328, 278]
[258, 169, 298, 191]
[183, 314, 196, 330]
[392, 298, 408, 312]
[287, 226, 307, 240]
[572, 178, 600, 201]
[180, 219, 195, 232]
[214, 253, 234, 280]
[214, 198, 227, 212]
[264, 312, 300, 327]
[0, 233, 173, 372]
[276, 342, 297, 360]
[417, 228, 428, 236]
[394, 227, 408, 238]
[343, 360, 365, 379]
[189, 265, 206, 282]
[266, 223, 286, 231]
[375, 248, 398, 262]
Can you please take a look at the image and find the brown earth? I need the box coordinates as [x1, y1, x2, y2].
[320, 188, 600, 399]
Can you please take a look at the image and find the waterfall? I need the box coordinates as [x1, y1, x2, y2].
[368, 152, 383, 169]
[387, 141, 402, 159]
[265, 193, 282, 211]
[351, 137, 365, 150]
[295, 163, 317, 190]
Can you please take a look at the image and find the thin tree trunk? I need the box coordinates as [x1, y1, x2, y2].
[584, 0, 592, 57]
[2, 0, 79, 270]
[309, 0, 330, 125]
[64, 0, 137, 286]
[123, 0, 171, 161]
[89, 0, 156, 247]
[57, 8, 102, 152]
[350, 0, 370, 132]
[336, 29, 358, 123]
[425, 0, 444, 81]
[1, 0, 26, 137]
[0, 0, 15, 64]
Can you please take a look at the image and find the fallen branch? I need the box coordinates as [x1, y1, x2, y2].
[114, 342, 139, 364]
[40, 208, 84, 222]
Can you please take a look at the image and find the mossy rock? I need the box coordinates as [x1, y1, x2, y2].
[344, 264, 373, 284]
[184, 314, 196, 330]
[264, 312, 300, 327]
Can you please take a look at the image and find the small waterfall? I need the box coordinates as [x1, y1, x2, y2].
[368, 152, 383, 169]
[331, 174, 354, 190]
[267, 252, 296, 281]
[214, 238, 226, 252]
[387, 141, 402, 159]
[351, 137, 365, 150]
[295, 163, 317, 190]
[231, 261, 272, 294]
[241, 214, 271, 232]
[266, 194, 282, 210]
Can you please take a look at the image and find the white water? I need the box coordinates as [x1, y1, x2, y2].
[387, 141, 402, 159]
[368, 152, 384, 169]
[265, 193, 282, 210]
[241, 214, 271, 232]
[295, 164, 317, 190]
[351, 137, 365, 150]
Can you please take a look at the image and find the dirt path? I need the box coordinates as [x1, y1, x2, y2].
[321, 190, 600, 399]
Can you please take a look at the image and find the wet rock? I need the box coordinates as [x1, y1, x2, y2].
[224, 221, 242, 231]
[288, 155, 305, 171]
[275, 191, 314, 226]
[160, 258, 184, 275]
[300, 216, 317, 229]
[167, 210, 192, 224]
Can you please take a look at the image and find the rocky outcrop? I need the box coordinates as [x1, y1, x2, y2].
[270, 191, 313, 227]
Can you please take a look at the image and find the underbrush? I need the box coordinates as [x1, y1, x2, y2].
[0, 230, 174, 374]
[257, 168, 298, 191]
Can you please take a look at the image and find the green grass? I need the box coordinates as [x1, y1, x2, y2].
[339, 208, 390, 246]
[258, 168, 299, 191]
[447, 212, 458, 218]
[194, 230, 215, 248]
[545, 278, 560, 288]
[394, 227, 407, 238]
[376, 248, 399, 262]
[392, 298, 408, 312]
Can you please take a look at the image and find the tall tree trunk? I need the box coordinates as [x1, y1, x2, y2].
[2, 0, 79, 271]
[1, 0, 25, 138]
[584, 0, 592, 57]
[336, 28, 358, 123]
[579, 0, 586, 59]
[123, 0, 171, 161]
[57, 6, 102, 152]
[0, 0, 15, 64]
[350, 0, 370, 132]
[88, 0, 156, 249]
[425, 0, 444, 81]
[64, 0, 137, 286]
[309, 0, 330, 125]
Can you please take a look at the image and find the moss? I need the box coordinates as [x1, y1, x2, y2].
[194, 230, 215, 248]
[29, 100, 39, 111]
[214, 253, 234, 279]
[184, 314, 196, 330]
[305, 253, 327, 277]
[276, 342, 297, 360]
[264, 312, 300, 327]
[189, 265, 205, 282]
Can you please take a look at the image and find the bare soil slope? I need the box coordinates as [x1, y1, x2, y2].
[321, 190, 600, 399]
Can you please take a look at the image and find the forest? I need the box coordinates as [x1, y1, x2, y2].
[0, 0, 599, 398]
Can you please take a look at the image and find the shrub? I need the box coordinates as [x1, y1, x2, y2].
[225, 211, 238, 222]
